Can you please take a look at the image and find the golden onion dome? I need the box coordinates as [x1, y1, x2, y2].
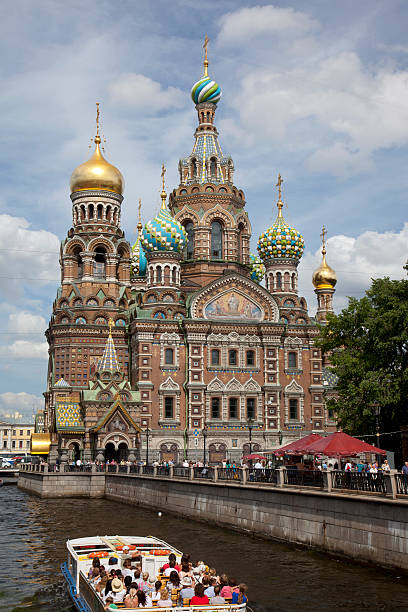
[312, 227, 337, 289]
[70, 136, 124, 195]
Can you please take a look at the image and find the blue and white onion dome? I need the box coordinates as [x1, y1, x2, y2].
[249, 253, 265, 283]
[131, 236, 147, 276]
[257, 207, 305, 262]
[141, 196, 187, 253]
[191, 76, 222, 105]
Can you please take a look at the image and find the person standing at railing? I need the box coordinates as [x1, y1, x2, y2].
[381, 459, 390, 472]
[401, 461, 408, 493]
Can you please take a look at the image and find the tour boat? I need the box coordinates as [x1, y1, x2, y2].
[62, 535, 247, 612]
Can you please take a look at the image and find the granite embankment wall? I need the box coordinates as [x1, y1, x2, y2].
[105, 474, 408, 572]
[18, 470, 105, 498]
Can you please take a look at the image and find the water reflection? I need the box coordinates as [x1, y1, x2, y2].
[0, 487, 407, 611]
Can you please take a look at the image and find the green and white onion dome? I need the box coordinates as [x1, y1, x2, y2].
[131, 236, 147, 276]
[141, 205, 187, 253]
[257, 210, 304, 262]
[249, 253, 265, 283]
[191, 76, 222, 105]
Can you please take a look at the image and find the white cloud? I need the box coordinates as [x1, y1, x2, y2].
[0, 391, 42, 422]
[0, 214, 60, 298]
[8, 311, 46, 334]
[0, 340, 48, 360]
[218, 5, 318, 46]
[298, 223, 408, 312]
[109, 73, 185, 112]
[216, 7, 408, 177]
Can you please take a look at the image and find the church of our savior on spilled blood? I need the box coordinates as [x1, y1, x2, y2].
[37, 45, 338, 464]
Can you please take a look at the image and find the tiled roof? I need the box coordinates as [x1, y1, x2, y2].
[97, 334, 120, 372]
[56, 401, 85, 431]
[322, 367, 338, 388]
[54, 377, 70, 388]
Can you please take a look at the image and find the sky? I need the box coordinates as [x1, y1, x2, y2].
[0, 0, 407, 421]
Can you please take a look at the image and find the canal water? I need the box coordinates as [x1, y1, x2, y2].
[1, 487, 408, 612]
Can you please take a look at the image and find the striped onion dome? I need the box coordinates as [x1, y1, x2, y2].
[141, 202, 187, 253]
[131, 236, 147, 277]
[249, 253, 265, 283]
[257, 205, 304, 262]
[191, 76, 222, 105]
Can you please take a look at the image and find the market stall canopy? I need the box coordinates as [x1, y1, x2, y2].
[243, 454, 268, 461]
[30, 433, 51, 455]
[306, 431, 386, 457]
[273, 433, 322, 455]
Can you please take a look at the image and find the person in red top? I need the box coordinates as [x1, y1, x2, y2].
[190, 583, 210, 605]
[161, 553, 181, 572]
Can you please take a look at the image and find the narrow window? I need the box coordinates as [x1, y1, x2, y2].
[211, 398, 220, 419]
[165, 397, 174, 419]
[229, 397, 238, 419]
[247, 398, 255, 420]
[156, 267, 162, 283]
[246, 350, 255, 366]
[276, 272, 282, 289]
[93, 247, 106, 279]
[211, 221, 223, 259]
[211, 349, 220, 366]
[229, 349, 237, 366]
[289, 399, 298, 420]
[184, 222, 194, 259]
[288, 351, 297, 368]
[210, 158, 217, 178]
[165, 348, 174, 365]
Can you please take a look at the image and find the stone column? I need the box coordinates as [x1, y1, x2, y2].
[277, 466, 286, 487]
[322, 468, 333, 493]
[81, 252, 94, 281]
[385, 470, 398, 499]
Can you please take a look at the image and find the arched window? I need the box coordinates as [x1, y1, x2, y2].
[211, 221, 223, 259]
[172, 268, 177, 284]
[192, 158, 198, 178]
[211, 349, 220, 366]
[288, 352, 297, 368]
[246, 398, 255, 419]
[210, 158, 217, 178]
[97, 204, 103, 219]
[292, 273, 296, 290]
[237, 223, 244, 263]
[229, 349, 237, 366]
[73, 247, 83, 280]
[89, 204, 94, 219]
[246, 350, 255, 366]
[165, 348, 174, 365]
[156, 266, 162, 283]
[276, 272, 282, 289]
[93, 247, 106, 279]
[184, 222, 194, 259]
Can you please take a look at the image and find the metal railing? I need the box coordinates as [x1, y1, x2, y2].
[218, 467, 242, 482]
[157, 466, 170, 477]
[284, 469, 324, 488]
[332, 470, 386, 494]
[193, 467, 214, 479]
[142, 465, 155, 475]
[173, 467, 189, 478]
[248, 468, 278, 484]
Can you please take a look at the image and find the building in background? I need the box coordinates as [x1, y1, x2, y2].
[39, 46, 338, 464]
[0, 422, 34, 457]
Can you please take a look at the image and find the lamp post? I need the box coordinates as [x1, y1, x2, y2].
[248, 418, 254, 456]
[203, 424, 208, 466]
[372, 401, 381, 458]
[145, 427, 150, 466]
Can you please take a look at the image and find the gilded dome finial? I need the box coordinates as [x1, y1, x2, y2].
[276, 173, 284, 218]
[137, 198, 143, 234]
[160, 163, 167, 209]
[95, 102, 101, 144]
[203, 34, 209, 77]
[312, 225, 337, 289]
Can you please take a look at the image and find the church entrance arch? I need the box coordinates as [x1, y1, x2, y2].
[68, 442, 81, 462]
[160, 443, 178, 464]
[118, 442, 128, 462]
[209, 443, 227, 465]
[104, 441, 129, 462]
[105, 442, 117, 462]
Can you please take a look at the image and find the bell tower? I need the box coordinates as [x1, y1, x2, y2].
[312, 226, 337, 323]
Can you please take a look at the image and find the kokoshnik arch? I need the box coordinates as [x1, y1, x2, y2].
[39, 43, 338, 464]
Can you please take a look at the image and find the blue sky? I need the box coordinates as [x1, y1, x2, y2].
[0, 0, 407, 421]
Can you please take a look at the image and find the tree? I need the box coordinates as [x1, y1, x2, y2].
[317, 271, 408, 454]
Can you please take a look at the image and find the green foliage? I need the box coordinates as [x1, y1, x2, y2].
[317, 273, 408, 436]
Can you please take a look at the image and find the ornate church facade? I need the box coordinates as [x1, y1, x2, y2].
[42, 50, 338, 464]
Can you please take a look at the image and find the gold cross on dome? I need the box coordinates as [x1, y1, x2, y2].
[203, 35, 209, 76]
[320, 225, 327, 247]
[96, 102, 100, 138]
[276, 173, 283, 201]
[108, 318, 114, 334]
[161, 163, 166, 191]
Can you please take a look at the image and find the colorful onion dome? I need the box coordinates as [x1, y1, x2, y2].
[141, 189, 187, 254]
[70, 104, 124, 195]
[191, 76, 222, 105]
[312, 226, 337, 289]
[131, 236, 147, 276]
[249, 253, 265, 283]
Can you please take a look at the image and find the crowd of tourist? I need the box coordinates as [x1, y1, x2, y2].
[87, 551, 248, 610]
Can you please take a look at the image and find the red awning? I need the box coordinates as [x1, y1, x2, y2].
[243, 454, 268, 461]
[273, 433, 323, 455]
[306, 431, 386, 457]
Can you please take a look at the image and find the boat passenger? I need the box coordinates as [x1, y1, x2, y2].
[208, 568, 219, 583]
[133, 569, 141, 585]
[122, 559, 134, 579]
[124, 576, 133, 592]
[104, 596, 114, 610]
[179, 576, 195, 603]
[179, 560, 194, 581]
[138, 571, 151, 591]
[124, 586, 139, 608]
[220, 577, 232, 599]
[164, 558, 179, 577]
[137, 589, 152, 607]
[156, 588, 173, 608]
[90, 568, 101, 584]
[151, 580, 163, 603]
[88, 557, 101, 578]
[209, 585, 225, 606]
[190, 583, 209, 606]
[106, 577, 127, 604]
[167, 570, 181, 590]
[161, 553, 181, 573]
[96, 576, 108, 596]
[204, 577, 217, 598]
[232, 583, 248, 604]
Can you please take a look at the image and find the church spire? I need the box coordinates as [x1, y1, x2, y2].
[97, 318, 120, 372]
